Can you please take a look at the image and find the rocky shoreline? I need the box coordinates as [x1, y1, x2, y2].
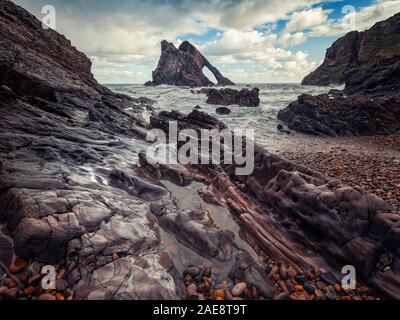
[1, 0, 399, 301]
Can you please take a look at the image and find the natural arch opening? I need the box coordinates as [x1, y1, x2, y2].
[202, 66, 218, 84]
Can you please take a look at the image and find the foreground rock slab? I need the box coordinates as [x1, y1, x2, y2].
[147, 109, 400, 299]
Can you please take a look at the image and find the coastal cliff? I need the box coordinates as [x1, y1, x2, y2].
[279, 12, 400, 136]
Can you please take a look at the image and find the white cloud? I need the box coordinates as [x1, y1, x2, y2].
[280, 32, 308, 47]
[16, 0, 394, 84]
[309, 0, 400, 36]
[284, 7, 330, 33]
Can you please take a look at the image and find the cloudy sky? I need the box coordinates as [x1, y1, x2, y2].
[13, 0, 400, 84]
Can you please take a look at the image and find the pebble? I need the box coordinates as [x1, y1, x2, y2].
[334, 283, 342, 293]
[287, 267, 297, 278]
[279, 262, 288, 280]
[316, 281, 326, 290]
[38, 293, 56, 301]
[315, 288, 325, 299]
[55, 293, 65, 301]
[2, 287, 18, 300]
[184, 266, 201, 277]
[212, 289, 225, 300]
[26, 262, 41, 277]
[304, 282, 315, 294]
[8, 257, 28, 273]
[5, 278, 18, 289]
[23, 286, 35, 295]
[186, 283, 197, 298]
[56, 268, 66, 280]
[201, 268, 211, 278]
[64, 288, 73, 298]
[269, 265, 278, 277]
[294, 284, 304, 292]
[251, 287, 260, 299]
[273, 292, 290, 300]
[232, 282, 247, 297]
[294, 274, 307, 285]
[279, 281, 288, 293]
[325, 286, 338, 300]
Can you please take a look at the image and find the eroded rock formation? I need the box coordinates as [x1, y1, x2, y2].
[147, 109, 400, 299]
[200, 87, 260, 107]
[279, 12, 400, 136]
[145, 40, 234, 87]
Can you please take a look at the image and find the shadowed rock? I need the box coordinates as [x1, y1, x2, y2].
[201, 87, 260, 107]
[145, 40, 234, 87]
[280, 12, 400, 136]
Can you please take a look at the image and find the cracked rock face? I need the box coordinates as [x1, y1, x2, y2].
[145, 40, 234, 87]
[279, 12, 400, 136]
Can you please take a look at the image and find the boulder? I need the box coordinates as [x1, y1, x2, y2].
[201, 88, 260, 107]
[216, 106, 231, 115]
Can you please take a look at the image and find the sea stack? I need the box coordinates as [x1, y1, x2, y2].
[145, 40, 234, 87]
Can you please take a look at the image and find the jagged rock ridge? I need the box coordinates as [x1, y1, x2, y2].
[279, 12, 400, 136]
[302, 13, 400, 91]
[145, 40, 234, 87]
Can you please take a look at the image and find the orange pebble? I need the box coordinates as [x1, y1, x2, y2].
[294, 284, 304, 292]
[55, 293, 65, 301]
[341, 296, 352, 301]
[334, 284, 342, 293]
[8, 257, 28, 273]
[23, 286, 36, 295]
[212, 289, 225, 300]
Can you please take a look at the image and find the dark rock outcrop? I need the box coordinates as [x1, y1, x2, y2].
[201, 88, 260, 107]
[302, 13, 400, 91]
[280, 12, 400, 136]
[278, 91, 400, 136]
[145, 40, 234, 87]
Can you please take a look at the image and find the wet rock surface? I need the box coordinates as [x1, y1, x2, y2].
[0, 0, 181, 300]
[200, 88, 260, 107]
[1, 0, 399, 301]
[280, 12, 400, 136]
[148, 109, 400, 299]
[145, 40, 234, 87]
